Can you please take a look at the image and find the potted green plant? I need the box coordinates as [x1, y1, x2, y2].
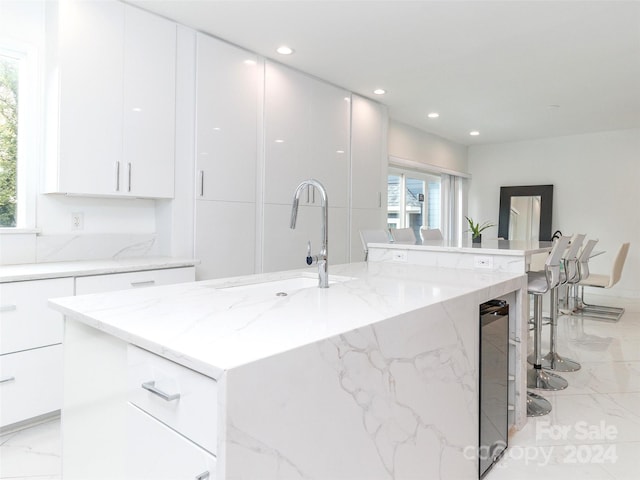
[465, 216, 495, 244]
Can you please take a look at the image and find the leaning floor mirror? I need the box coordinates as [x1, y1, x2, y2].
[498, 185, 553, 241]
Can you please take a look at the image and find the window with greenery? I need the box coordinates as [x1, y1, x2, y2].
[0, 54, 18, 227]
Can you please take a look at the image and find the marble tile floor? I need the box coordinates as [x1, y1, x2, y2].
[488, 295, 640, 480]
[1, 294, 638, 480]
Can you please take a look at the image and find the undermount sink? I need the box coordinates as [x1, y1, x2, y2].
[216, 273, 354, 296]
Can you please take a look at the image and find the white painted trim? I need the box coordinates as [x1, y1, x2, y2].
[388, 155, 471, 179]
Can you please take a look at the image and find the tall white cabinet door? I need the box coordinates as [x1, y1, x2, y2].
[350, 95, 388, 261]
[262, 62, 350, 272]
[351, 95, 387, 209]
[263, 62, 350, 207]
[122, 6, 177, 199]
[195, 34, 258, 202]
[194, 34, 259, 281]
[195, 200, 256, 280]
[55, 0, 124, 196]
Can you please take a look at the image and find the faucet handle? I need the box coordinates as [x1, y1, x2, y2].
[306, 241, 313, 265]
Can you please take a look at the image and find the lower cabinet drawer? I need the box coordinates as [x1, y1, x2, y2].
[127, 345, 218, 455]
[75, 267, 196, 295]
[0, 344, 63, 428]
[127, 403, 216, 480]
[0, 277, 72, 355]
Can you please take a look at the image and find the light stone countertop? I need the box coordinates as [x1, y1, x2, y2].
[0, 257, 198, 283]
[49, 261, 526, 380]
[370, 238, 554, 256]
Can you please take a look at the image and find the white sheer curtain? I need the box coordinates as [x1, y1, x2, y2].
[441, 174, 467, 245]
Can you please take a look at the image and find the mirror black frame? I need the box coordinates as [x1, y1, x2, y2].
[498, 185, 553, 241]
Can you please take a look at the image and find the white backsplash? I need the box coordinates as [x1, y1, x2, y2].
[0, 233, 159, 265]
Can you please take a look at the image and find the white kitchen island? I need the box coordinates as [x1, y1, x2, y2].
[50, 261, 526, 480]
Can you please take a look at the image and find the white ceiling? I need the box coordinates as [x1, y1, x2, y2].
[131, 0, 640, 146]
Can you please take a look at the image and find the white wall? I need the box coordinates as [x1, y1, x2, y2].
[388, 120, 468, 173]
[468, 128, 640, 299]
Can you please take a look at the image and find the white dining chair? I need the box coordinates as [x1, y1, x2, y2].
[577, 242, 630, 322]
[359, 229, 390, 261]
[389, 228, 416, 244]
[419, 227, 443, 242]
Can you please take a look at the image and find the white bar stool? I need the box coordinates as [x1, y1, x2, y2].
[526, 236, 571, 416]
[540, 234, 585, 372]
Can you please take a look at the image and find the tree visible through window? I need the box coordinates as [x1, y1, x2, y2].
[0, 54, 18, 227]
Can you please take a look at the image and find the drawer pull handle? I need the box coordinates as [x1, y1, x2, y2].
[130, 280, 155, 287]
[195, 472, 210, 480]
[0, 376, 16, 384]
[141, 381, 180, 402]
[0, 304, 17, 313]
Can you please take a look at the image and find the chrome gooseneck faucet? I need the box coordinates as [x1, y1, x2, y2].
[290, 179, 329, 288]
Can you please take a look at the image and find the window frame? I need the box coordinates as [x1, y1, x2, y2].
[0, 40, 39, 231]
[388, 156, 470, 243]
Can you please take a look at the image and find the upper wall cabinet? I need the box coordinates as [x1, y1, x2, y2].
[195, 34, 259, 202]
[263, 62, 350, 207]
[45, 1, 176, 198]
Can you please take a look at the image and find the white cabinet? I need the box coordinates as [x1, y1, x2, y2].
[126, 404, 217, 480]
[351, 95, 387, 210]
[262, 62, 350, 272]
[122, 6, 177, 198]
[195, 200, 255, 280]
[0, 345, 63, 428]
[75, 267, 195, 296]
[194, 34, 259, 280]
[0, 278, 72, 428]
[0, 278, 72, 355]
[263, 62, 350, 207]
[195, 34, 258, 203]
[349, 95, 388, 261]
[61, 322, 217, 479]
[127, 345, 217, 455]
[45, 0, 176, 198]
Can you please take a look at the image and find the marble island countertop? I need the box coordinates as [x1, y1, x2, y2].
[49, 261, 526, 380]
[370, 238, 553, 255]
[0, 256, 198, 283]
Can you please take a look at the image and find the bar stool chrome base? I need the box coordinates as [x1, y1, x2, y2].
[541, 351, 581, 372]
[527, 367, 568, 390]
[527, 391, 552, 417]
[527, 352, 581, 372]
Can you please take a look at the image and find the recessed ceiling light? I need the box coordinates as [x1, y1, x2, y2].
[373, 88, 386, 95]
[336, 150, 345, 154]
[244, 59, 257, 66]
[274, 139, 284, 143]
[427, 112, 440, 119]
[276, 46, 294, 55]
[469, 131, 480, 136]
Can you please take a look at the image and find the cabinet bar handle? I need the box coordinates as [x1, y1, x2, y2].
[141, 381, 180, 402]
[127, 162, 132, 192]
[115, 161, 121, 191]
[130, 280, 155, 287]
[199, 170, 205, 197]
[0, 304, 17, 313]
[378, 191, 382, 208]
[0, 376, 16, 384]
[195, 472, 210, 480]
